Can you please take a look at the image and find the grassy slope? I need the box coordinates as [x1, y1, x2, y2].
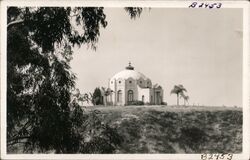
[87, 105, 242, 153]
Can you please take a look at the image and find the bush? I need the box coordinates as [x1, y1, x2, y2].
[106, 101, 113, 106]
[128, 100, 144, 105]
[161, 102, 167, 105]
[92, 88, 103, 105]
[144, 102, 167, 105]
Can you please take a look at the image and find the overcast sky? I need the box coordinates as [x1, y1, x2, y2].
[71, 8, 243, 107]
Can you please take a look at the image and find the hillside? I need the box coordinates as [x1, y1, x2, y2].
[86, 105, 242, 153]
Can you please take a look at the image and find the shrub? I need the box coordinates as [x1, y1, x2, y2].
[106, 101, 113, 106]
[145, 102, 153, 105]
[128, 100, 144, 105]
[92, 87, 103, 105]
[161, 102, 167, 105]
[179, 126, 207, 152]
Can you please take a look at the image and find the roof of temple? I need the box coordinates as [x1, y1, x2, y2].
[111, 62, 149, 80]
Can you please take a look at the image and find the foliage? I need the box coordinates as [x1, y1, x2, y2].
[180, 93, 189, 106]
[124, 7, 143, 19]
[79, 110, 124, 153]
[95, 107, 242, 153]
[180, 127, 207, 152]
[8, 24, 77, 152]
[92, 87, 103, 105]
[161, 101, 168, 105]
[170, 84, 187, 106]
[128, 100, 144, 106]
[101, 87, 113, 106]
[7, 6, 143, 153]
[116, 115, 142, 153]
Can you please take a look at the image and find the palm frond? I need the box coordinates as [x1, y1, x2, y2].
[170, 85, 178, 94]
[180, 92, 185, 98]
[178, 84, 187, 92]
[101, 87, 106, 92]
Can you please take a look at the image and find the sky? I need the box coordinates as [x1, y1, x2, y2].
[71, 8, 243, 107]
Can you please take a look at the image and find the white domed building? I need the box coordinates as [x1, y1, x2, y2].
[107, 62, 164, 106]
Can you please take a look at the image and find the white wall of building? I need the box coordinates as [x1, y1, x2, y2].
[108, 64, 164, 106]
[138, 87, 151, 103]
[125, 78, 138, 105]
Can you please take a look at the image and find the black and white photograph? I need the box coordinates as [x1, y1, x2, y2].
[1, 1, 250, 160]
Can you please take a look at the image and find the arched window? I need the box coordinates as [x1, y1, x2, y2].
[142, 95, 144, 102]
[128, 90, 133, 102]
[117, 90, 122, 102]
[147, 81, 151, 88]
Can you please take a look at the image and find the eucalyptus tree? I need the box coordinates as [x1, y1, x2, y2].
[170, 84, 187, 106]
[7, 6, 142, 153]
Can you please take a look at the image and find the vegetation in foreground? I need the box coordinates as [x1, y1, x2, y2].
[7, 7, 142, 153]
[87, 105, 242, 153]
[7, 7, 242, 154]
[9, 105, 242, 153]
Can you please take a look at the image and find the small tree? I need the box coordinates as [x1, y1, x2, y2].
[72, 89, 93, 106]
[101, 87, 113, 106]
[92, 88, 103, 105]
[180, 92, 189, 106]
[170, 84, 187, 106]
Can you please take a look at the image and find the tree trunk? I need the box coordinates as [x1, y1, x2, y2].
[110, 93, 113, 106]
[7, 19, 24, 29]
[104, 96, 107, 106]
[177, 93, 179, 106]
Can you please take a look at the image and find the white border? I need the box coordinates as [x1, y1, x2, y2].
[1, 1, 249, 160]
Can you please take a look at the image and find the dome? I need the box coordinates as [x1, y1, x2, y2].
[111, 69, 148, 80]
[111, 62, 149, 80]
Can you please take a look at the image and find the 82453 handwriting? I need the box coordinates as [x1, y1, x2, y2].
[201, 153, 233, 160]
[189, 2, 222, 9]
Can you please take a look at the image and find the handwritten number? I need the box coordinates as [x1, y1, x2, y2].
[200, 153, 233, 160]
[209, 3, 215, 9]
[208, 154, 213, 160]
[199, 3, 204, 8]
[190, 2, 222, 9]
[189, 2, 197, 8]
[216, 3, 222, 8]
[219, 153, 225, 159]
[227, 153, 233, 160]
[201, 154, 207, 160]
[214, 154, 220, 160]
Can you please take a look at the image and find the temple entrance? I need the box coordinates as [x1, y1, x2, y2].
[155, 91, 161, 105]
[127, 90, 134, 104]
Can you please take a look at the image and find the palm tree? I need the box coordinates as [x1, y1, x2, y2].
[180, 92, 189, 106]
[184, 95, 189, 106]
[101, 87, 113, 106]
[170, 84, 187, 106]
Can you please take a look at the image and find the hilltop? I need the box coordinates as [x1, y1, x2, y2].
[85, 105, 242, 153]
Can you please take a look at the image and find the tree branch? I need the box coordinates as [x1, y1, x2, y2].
[7, 19, 24, 29]
[7, 140, 29, 147]
[7, 136, 30, 146]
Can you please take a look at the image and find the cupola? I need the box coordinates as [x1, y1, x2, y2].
[125, 62, 134, 70]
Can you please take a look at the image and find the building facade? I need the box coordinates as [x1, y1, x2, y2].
[107, 63, 164, 106]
